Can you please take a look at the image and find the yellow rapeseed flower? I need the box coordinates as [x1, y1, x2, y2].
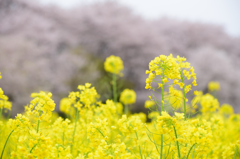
[168, 89, 183, 109]
[24, 91, 55, 122]
[59, 98, 73, 115]
[144, 100, 155, 108]
[145, 54, 197, 92]
[0, 89, 12, 111]
[220, 103, 234, 115]
[120, 89, 136, 105]
[174, 112, 184, 120]
[104, 55, 124, 75]
[208, 81, 220, 92]
[200, 93, 219, 113]
[0, 74, 12, 111]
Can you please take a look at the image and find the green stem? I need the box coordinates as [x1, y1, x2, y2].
[112, 73, 117, 103]
[160, 134, 163, 159]
[180, 70, 187, 120]
[37, 120, 40, 133]
[161, 72, 165, 115]
[150, 91, 160, 113]
[0, 108, 2, 120]
[160, 69, 165, 159]
[96, 127, 110, 145]
[124, 104, 128, 114]
[62, 132, 65, 146]
[134, 131, 143, 159]
[37, 110, 42, 133]
[165, 143, 171, 159]
[31, 111, 42, 153]
[191, 146, 195, 158]
[233, 145, 238, 159]
[148, 133, 160, 154]
[71, 108, 79, 152]
[173, 125, 181, 158]
[186, 143, 196, 159]
[7, 111, 11, 120]
[96, 128, 105, 138]
[0, 129, 14, 159]
[30, 144, 37, 153]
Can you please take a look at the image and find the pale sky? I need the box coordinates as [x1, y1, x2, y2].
[38, 0, 240, 37]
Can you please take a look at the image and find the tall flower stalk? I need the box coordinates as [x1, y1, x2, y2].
[145, 54, 198, 158]
[104, 55, 124, 103]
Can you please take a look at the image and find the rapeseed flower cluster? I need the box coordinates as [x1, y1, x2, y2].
[119, 89, 137, 114]
[0, 88, 12, 111]
[69, 83, 99, 110]
[144, 100, 155, 109]
[25, 91, 56, 121]
[145, 54, 197, 119]
[0, 74, 12, 120]
[1, 55, 240, 159]
[145, 54, 197, 90]
[220, 103, 234, 115]
[104, 55, 124, 75]
[120, 89, 136, 105]
[208, 81, 220, 92]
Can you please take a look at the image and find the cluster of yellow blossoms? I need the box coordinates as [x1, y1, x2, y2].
[0, 88, 12, 112]
[1, 54, 240, 159]
[104, 55, 124, 75]
[0, 73, 12, 113]
[208, 81, 220, 92]
[145, 54, 198, 120]
[0, 73, 12, 120]
[119, 89, 136, 105]
[25, 91, 56, 121]
[145, 54, 197, 90]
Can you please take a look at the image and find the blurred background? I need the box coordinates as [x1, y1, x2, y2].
[0, 0, 240, 116]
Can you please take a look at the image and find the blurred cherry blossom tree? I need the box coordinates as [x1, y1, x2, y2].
[0, 0, 240, 115]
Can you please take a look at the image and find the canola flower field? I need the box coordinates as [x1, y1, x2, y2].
[0, 54, 240, 159]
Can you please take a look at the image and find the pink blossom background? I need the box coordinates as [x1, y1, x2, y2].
[0, 0, 240, 115]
